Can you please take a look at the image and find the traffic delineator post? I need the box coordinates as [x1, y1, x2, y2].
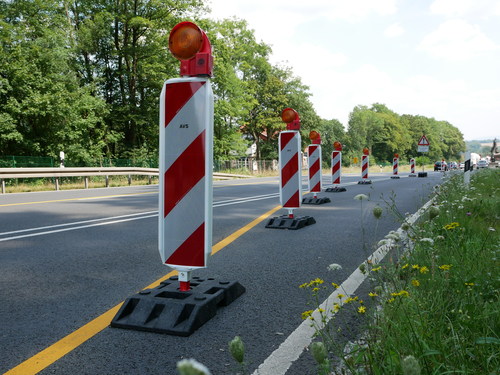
[358, 148, 372, 184]
[303, 132, 330, 204]
[111, 21, 244, 336]
[266, 108, 315, 229]
[326, 141, 346, 192]
[409, 158, 417, 177]
[391, 153, 400, 179]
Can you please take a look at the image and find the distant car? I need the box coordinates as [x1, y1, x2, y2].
[434, 161, 448, 171]
[459, 162, 465, 169]
[477, 159, 488, 169]
[449, 161, 458, 169]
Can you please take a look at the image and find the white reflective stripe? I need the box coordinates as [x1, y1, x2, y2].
[163, 80, 208, 172]
[279, 132, 300, 168]
[160, 178, 206, 264]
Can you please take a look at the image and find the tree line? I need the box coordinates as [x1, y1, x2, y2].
[0, 0, 465, 166]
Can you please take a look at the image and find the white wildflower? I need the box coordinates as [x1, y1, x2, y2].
[327, 263, 343, 271]
[354, 194, 369, 201]
[420, 238, 434, 245]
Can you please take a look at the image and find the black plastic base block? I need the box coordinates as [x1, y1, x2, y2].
[110, 276, 245, 336]
[391, 176, 400, 179]
[409, 174, 417, 177]
[358, 180, 372, 184]
[265, 215, 316, 230]
[325, 186, 347, 192]
[418, 172, 428, 177]
[302, 197, 331, 205]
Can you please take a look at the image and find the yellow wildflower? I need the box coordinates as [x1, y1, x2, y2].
[312, 287, 320, 292]
[332, 282, 339, 289]
[369, 292, 378, 298]
[411, 279, 420, 287]
[358, 306, 366, 314]
[465, 282, 475, 287]
[402, 263, 409, 269]
[387, 298, 395, 304]
[337, 293, 345, 299]
[299, 283, 308, 289]
[333, 303, 341, 312]
[438, 264, 452, 271]
[372, 266, 382, 272]
[419, 266, 429, 274]
[412, 264, 420, 270]
[301, 310, 313, 320]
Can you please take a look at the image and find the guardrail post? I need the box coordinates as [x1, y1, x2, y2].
[105, 175, 109, 187]
[84, 177, 89, 189]
[1, 179, 5, 194]
[148, 175, 152, 184]
[128, 175, 132, 186]
[55, 177, 60, 191]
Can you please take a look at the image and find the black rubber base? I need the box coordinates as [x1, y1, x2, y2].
[302, 197, 331, 205]
[110, 276, 245, 336]
[265, 215, 316, 230]
[390, 176, 400, 179]
[418, 172, 428, 177]
[409, 174, 417, 177]
[325, 186, 347, 192]
[358, 180, 372, 184]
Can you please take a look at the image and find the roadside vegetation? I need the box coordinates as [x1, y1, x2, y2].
[300, 168, 499, 374]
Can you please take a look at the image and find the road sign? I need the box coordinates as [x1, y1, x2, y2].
[418, 135, 430, 153]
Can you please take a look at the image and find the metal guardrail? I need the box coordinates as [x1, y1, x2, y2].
[0, 167, 251, 193]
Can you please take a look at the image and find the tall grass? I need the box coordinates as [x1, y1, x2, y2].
[303, 169, 499, 374]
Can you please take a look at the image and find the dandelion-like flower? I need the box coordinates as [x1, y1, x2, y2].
[465, 282, 475, 287]
[412, 264, 420, 270]
[402, 263, 409, 269]
[371, 266, 382, 272]
[301, 310, 313, 320]
[358, 306, 366, 314]
[438, 264, 452, 271]
[327, 263, 342, 271]
[411, 279, 420, 287]
[354, 193, 369, 201]
[419, 266, 429, 274]
[333, 303, 341, 312]
[332, 282, 339, 289]
[177, 359, 212, 375]
[369, 292, 378, 298]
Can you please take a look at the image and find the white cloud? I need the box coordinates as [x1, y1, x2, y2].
[384, 23, 404, 37]
[418, 19, 498, 60]
[430, 0, 499, 18]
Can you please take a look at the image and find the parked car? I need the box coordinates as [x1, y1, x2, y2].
[459, 162, 465, 169]
[434, 161, 448, 171]
[477, 159, 489, 169]
[449, 161, 458, 169]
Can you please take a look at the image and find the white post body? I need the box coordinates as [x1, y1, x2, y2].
[279, 131, 302, 209]
[464, 151, 471, 186]
[331, 151, 342, 184]
[307, 144, 322, 193]
[361, 155, 369, 179]
[159, 77, 213, 271]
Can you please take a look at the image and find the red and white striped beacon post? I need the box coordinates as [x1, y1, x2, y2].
[326, 141, 346, 192]
[307, 131, 322, 199]
[391, 153, 400, 179]
[279, 108, 302, 219]
[358, 147, 372, 184]
[159, 22, 214, 292]
[409, 158, 416, 177]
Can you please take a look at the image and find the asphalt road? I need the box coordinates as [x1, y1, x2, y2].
[0, 171, 445, 375]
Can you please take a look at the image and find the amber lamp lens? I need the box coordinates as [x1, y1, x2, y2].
[309, 131, 319, 140]
[169, 23, 203, 60]
[363, 148, 369, 155]
[281, 108, 297, 123]
[333, 141, 342, 151]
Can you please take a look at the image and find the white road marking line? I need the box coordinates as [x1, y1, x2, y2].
[251, 198, 435, 375]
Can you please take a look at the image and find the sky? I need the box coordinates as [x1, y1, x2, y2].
[207, 0, 500, 141]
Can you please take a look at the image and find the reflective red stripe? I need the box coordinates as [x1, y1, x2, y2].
[281, 153, 299, 187]
[310, 158, 320, 178]
[165, 81, 205, 127]
[284, 191, 300, 208]
[164, 131, 205, 217]
[280, 132, 296, 151]
[311, 182, 321, 192]
[166, 223, 205, 267]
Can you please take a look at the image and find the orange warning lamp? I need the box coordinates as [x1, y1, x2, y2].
[394, 153, 399, 158]
[169, 21, 213, 77]
[309, 131, 321, 144]
[281, 108, 300, 130]
[333, 141, 342, 151]
[363, 147, 370, 156]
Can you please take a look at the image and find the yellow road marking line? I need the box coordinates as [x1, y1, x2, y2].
[0, 192, 156, 207]
[4, 204, 283, 375]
